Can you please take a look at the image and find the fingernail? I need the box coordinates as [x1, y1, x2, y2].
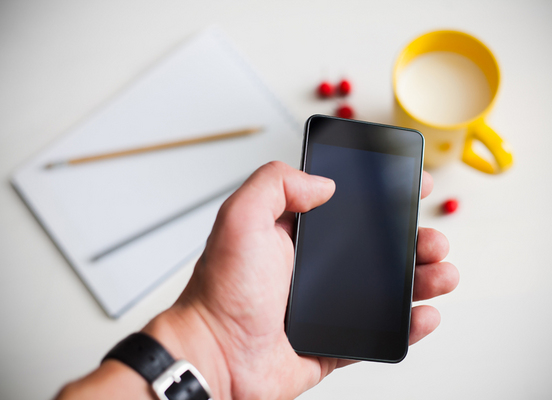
[311, 175, 333, 184]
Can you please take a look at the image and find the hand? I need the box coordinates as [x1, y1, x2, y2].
[146, 161, 459, 400]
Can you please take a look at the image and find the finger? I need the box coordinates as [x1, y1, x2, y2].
[334, 359, 357, 369]
[314, 356, 358, 377]
[289, 353, 340, 397]
[413, 262, 459, 301]
[221, 161, 336, 228]
[409, 305, 441, 345]
[275, 211, 296, 237]
[416, 227, 449, 264]
[421, 171, 433, 199]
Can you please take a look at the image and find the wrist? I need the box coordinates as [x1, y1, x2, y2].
[57, 358, 153, 400]
[142, 300, 232, 400]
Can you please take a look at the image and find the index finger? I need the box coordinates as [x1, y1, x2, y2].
[421, 171, 433, 199]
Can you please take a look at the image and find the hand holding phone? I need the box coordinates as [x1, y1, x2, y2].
[286, 115, 425, 362]
[55, 120, 459, 399]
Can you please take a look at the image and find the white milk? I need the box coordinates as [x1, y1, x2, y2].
[397, 51, 491, 126]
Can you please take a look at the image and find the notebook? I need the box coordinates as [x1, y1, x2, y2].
[11, 27, 302, 318]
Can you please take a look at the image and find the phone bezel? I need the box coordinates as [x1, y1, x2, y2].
[285, 115, 425, 363]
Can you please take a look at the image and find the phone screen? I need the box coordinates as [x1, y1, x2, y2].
[285, 115, 424, 362]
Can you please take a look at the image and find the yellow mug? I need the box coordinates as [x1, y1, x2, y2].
[393, 30, 513, 174]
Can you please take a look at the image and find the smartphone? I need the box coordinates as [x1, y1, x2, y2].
[285, 115, 425, 363]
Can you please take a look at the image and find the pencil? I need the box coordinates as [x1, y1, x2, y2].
[43, 126, 262, 169]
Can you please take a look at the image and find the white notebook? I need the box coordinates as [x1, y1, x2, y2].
[11, 27, 302, 318]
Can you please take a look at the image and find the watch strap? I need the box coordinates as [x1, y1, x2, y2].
[102, 332, 212, 400]
[102, 332, 175, 384]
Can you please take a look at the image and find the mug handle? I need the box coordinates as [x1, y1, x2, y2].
[462, 121, 514, 174]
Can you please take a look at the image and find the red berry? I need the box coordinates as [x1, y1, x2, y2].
[442, 199, 459, 214]
[317, 81, 334, 98]
[336, 104, 354, 119]
[338, 79, 352, 96]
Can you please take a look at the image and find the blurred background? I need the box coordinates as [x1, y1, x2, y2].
[1, 0, 551, 398]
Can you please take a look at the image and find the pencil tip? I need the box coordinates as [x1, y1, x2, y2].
[43, 161, 66, 170]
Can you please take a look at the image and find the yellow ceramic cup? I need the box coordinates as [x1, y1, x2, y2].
[393, 30, 513, 174]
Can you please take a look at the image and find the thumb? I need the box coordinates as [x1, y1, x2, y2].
[220, 161, 335, 228]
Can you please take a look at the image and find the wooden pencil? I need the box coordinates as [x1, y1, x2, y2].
[44, 126, 262, 169]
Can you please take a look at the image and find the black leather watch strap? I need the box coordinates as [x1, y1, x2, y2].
[102, 333, 212, 400]
[102, 332, 175, 383]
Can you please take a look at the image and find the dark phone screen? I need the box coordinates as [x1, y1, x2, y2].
[293, 143, 415, 332]
[286, 116, 424, 362]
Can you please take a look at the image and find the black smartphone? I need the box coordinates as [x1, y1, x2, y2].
[285, 115, 425, 363]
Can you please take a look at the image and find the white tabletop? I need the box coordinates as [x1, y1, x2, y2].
[1, 1, 551, 399]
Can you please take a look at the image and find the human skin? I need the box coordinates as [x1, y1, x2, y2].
[57, 161, 458, 400]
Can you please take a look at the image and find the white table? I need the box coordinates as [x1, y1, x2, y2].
[1, 1, 551, 398]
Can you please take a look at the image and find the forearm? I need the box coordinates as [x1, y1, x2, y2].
[56, 358, 152, 400]
[56, 300, 232, 400]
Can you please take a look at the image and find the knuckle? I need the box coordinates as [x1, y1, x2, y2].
[259, 160, 287, 177]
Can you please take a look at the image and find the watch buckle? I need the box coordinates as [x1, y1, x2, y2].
[152, 359, 212, 400]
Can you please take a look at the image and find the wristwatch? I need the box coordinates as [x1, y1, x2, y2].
[102, 332, 212, 400]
